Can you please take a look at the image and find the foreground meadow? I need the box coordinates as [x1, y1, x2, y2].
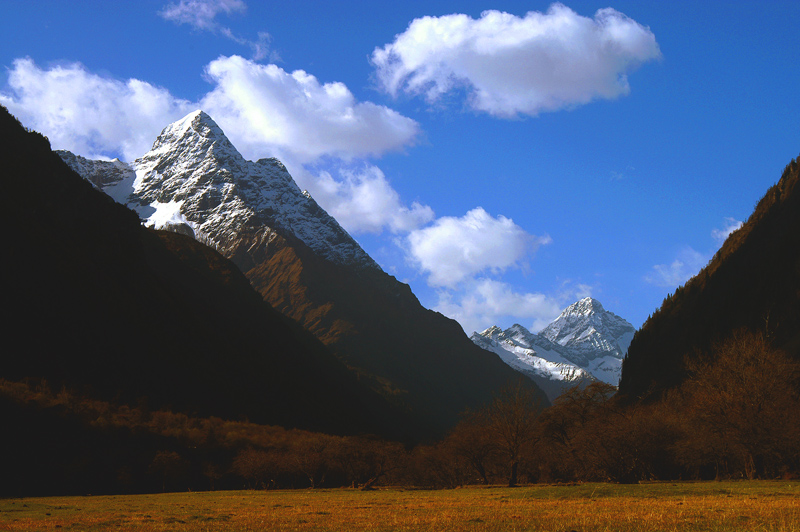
[1, 482, 798, 531]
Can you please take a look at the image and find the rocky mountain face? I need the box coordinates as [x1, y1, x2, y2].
[59, 110, 547, 440]
[58, 111, 378, 271]
[619, 155, 800, 401]
[471, 298, 635, 400]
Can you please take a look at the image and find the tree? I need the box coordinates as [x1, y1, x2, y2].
[336, 436, 406, 490]
[681, 329, 800, 478]
[232, 448, 282, 489]
[201, 461, 223, 491]
[148, 450, 188, 492]
[290, 433, 339, 488]
[537, 382, 616, 481]
[486, 381, 544, 487]
[444, 410, 498, 485]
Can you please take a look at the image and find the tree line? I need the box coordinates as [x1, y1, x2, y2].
[2, 329, 798, 496]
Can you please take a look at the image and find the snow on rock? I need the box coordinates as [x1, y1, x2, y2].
[58, 110, 380, 271]
[471, 328, 592, 384]
[471, 297, 636, 386]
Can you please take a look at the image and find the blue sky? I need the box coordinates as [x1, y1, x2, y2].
[2, 0, 798, 333]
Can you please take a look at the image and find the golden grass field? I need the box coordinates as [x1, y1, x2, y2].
[1, 482, 799, 531]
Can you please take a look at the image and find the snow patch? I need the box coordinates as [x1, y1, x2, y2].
[144, 200, 192, 230]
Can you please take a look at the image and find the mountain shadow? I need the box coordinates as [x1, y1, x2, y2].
[619, 154, 800, 400]
[57, 110, 549, 441]
[0, 104, 410, 439]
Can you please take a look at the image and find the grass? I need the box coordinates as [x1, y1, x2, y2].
[1, 481, 799, 531]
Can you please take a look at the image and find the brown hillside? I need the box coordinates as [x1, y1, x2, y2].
[230, 227, 547, 440]
[619, 154, 800, 400]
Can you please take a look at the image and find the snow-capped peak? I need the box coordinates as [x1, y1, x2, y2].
[471, 298, 636, 388]
[558, 297, 604, 318]
[58, 110, 380, 272]
[540, 297, 633, 356]
[159, 109, 225, 140]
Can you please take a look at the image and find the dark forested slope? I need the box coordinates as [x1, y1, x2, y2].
[0, 105, 407, 439]
[619, 154, 800, 400]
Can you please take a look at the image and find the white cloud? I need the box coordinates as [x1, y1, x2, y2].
[711, 217, 743, 245]
[645, 247, 707, 288]
[435, 278, 566, 334]
[199, 55, 420, 162]
[406, 207, 550, 288]
[159, 1, 278, 62]
[0, 58, 193, 160]
[0, 56, 425, 236]
[0, 56, 418, 163]
[300, 165, 434, 234]
[372, 3, 661, 117]
[159, 0, 246, 31]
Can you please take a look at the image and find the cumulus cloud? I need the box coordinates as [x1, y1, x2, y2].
[406, 207, 550, 288]
[435, 279, 566, 334]
[0, 56, 418, 163]
[0, 58, 193, 160]
[159, 0, 246, 30]
[300, 164, 434, 234]
[0, 56, 423, 236]
[711, 217, 743, 245]
[372, 3, 661, 117]
[200, 55, 420, 162]
[645, 247, 707, 288]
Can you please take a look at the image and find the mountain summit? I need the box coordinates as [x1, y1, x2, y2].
[471, 297, 635, 399]
[59, 110, 378, 271]
[540, 297, 635, 368]
[59, 110, 546, 440]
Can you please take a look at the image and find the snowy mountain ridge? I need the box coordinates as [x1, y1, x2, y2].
[470, 297, 636, 397]
[58, 110, 379, 271]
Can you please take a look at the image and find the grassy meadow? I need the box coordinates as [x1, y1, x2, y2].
[1, 482, 799, 531]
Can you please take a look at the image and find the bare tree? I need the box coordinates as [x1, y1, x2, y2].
[232, 448, 281, 489]
[486, 381, 544, 487]
[682, 329, 800, 478]
[148, 450, 188, 492]
[444, 410, 498, 485]
[537, 382, 616, 481]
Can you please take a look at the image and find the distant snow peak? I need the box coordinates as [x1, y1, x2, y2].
[57, 110, 380, 272]
[471, 297, 636, 389]
[540, 297, 634, 359]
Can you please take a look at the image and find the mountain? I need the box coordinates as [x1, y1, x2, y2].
[540, 298, 635, 382]
[1, 104, 406, 439]
[470, 297, 635, 400]
[619, 154, 800, 401]
[471, 325, 595, 401]
[57, 110, 377, 271]
[58, 110, 547, 439]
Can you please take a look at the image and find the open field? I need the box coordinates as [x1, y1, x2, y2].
[1, 482, 799, 531]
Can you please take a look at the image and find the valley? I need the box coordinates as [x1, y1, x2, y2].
[2, 103, 799, 496]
